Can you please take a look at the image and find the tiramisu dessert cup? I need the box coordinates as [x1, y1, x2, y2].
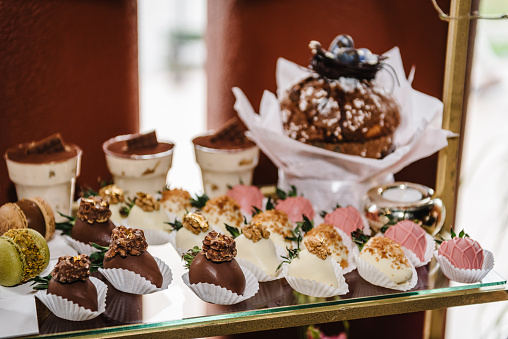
[103, 131, 174, 197]
[193, 117, 259, 198]
[4, 133, 82, 222]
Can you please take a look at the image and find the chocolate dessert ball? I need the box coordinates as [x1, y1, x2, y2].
[103, 226, 163, 287]
[48, 255, 98, 312]
[189, 230, 246, 295]
[71, 197, 116, 247]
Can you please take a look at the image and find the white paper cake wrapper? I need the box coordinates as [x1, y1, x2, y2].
[99, 257, 173, 294]
[282, 259, 349, 297]
[401, 232, 436, 268]
[233, 48, 455, 211]
[63, 235, 99, 256]
[182, 266, 259, 305]
[35, 277, 107, 321]
[435, 250, 494, 283]
[356, 253, 418, 291]
[142, 229, 172, 246]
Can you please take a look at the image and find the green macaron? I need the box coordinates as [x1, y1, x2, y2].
[0, 228, 50, 287]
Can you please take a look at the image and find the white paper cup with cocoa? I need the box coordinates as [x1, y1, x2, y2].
[4, 137, 82, 223]
[103, 133, 174, 197]
[193, 134, 259, 198]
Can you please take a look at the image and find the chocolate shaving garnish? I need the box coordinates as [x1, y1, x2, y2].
[202, 230, 237, 263]
[25, 133, 66, 155]
[304, 237, 331, 260]
[126, 131, 159, 151]
[51, 255, 91, 283]
[209, 116, 248, 144]
[105, 226, 148, 258]
[182, 212, 209, 235]
[243, 222, 270, 243]
[135, 192, 160, 212]
[99, 184, 125, 205]
[77, 196, 112, 224]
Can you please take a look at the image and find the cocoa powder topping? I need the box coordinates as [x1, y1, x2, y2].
[105, 226, 148, 258]
[242, 222, 270, 242]
[182, 212, 209, 235]
[77, 197, 111, 224]
[202, 230, 237, 263]
[51, 255, 90, 283]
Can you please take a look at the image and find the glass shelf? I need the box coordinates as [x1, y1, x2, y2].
[5, 235, 502, 338]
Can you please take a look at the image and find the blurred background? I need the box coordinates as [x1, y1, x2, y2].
[138, 0, 508, 337]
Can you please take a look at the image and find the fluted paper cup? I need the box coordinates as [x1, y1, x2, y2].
[63, 235, 99, 256]
[435, 250, 494, 283]
[182, 266, 259, 305]
[356, 254, 417, 291]
[35, 277, 107, 321]
[282, 259, 349, 297]
[99, 257, 172, 294]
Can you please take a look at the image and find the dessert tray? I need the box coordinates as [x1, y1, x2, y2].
[0, 229, 505, 339]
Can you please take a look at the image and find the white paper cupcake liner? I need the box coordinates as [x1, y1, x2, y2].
[282, 259, 349, 297]
[356, 254, 418, 291]
[142, 229, 172, 246]
[99, 256, 173, 294]
[435, 250, 494, 283]
[63, 235, 99, 256]
[35, 277, 107, 321]
[182, 266, 259, 305]
[335, 228, 357, 274]
[401, 232, 436, 268]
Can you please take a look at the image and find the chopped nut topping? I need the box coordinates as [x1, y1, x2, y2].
[251, 210, 293, 238]
[99, 184, 125, 205]
[51, 255, 90, 283]
[202, 230, 237, 263]
[361, 236, 410, 269]
[242, 222, 270, 243]
[304, 237, 331, 260]
[105, 226, 148, 258]
[77, 197, 112, 224]
[135, 192, 160, 212]
[306, 223, 349, 268]
[182, 212, 209, 235]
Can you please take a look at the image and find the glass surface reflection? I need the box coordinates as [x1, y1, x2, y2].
[33, 241, 505, 337]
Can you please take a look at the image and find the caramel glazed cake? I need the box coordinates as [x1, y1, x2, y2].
[280, 37, 400, 159]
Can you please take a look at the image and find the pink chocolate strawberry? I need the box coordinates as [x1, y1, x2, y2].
[438, 235, 484, 270]
[324, 206, 363, 235]
[226, 185, 264, 215]
[275, 196, 315, 223]
[385, 220, 426, 261]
